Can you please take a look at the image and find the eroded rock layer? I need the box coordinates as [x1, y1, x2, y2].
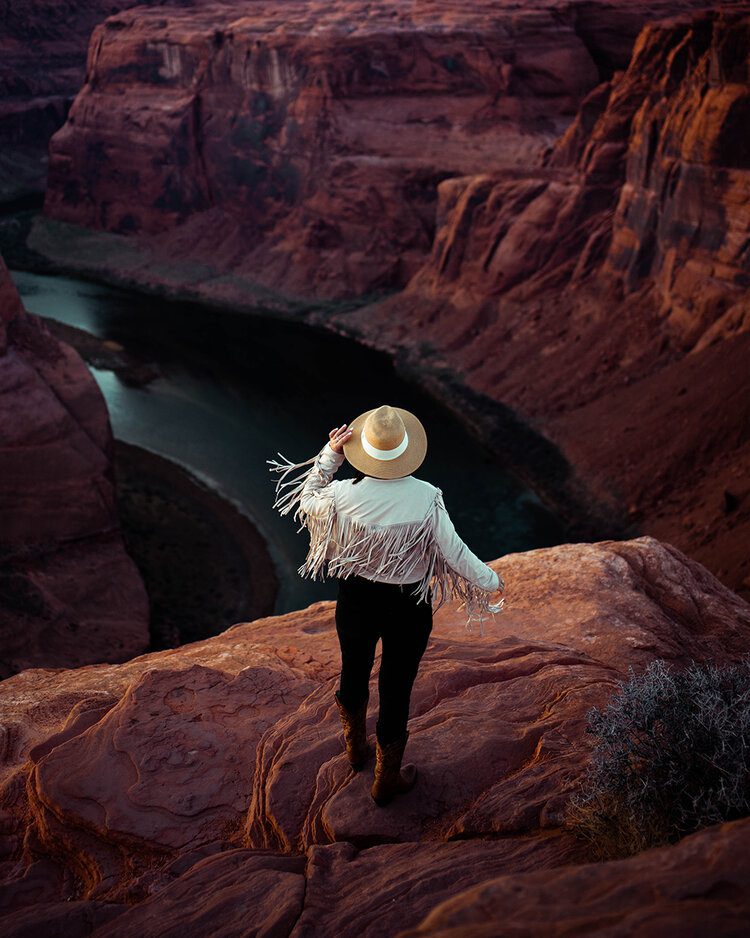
[0, 0, 192, 202]
[0, 537, 748, 935]
[0, 256, 149, 675]
[40, 0, 726, 301]
[336, 7, 750, 600]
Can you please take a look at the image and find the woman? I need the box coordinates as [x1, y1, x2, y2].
[268, 404, 504, 806]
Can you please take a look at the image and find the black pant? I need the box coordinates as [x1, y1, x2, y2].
[335, 574, 433, 746]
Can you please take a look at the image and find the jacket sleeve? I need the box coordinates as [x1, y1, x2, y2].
[433, 488, 502, 592]
[299, 441, 345, 519]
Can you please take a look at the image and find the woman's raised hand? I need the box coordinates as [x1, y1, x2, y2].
[329, 423, 353, 454]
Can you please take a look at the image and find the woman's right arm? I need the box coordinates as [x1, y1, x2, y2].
[432, 488, 503, 592]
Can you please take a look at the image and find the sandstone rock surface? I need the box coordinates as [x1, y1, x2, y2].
[0, 0, 192, 202]
[0, 256, 149, 675]
[0, 537, 748, 934]
[400, 815, 750, 937]
[334, 7, 750, 601]
[39, 0, 723, 303]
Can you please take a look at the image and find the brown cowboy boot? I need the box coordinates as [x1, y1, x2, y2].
[371, 731, 417, 806]
[334, 691, 371, 770]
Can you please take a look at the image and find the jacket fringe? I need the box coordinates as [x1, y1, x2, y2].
[267, 450, 504, 634]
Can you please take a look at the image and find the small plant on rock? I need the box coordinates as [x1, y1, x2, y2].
[565, 656, 750, 860]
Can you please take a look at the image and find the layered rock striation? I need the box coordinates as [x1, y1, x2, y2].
[0, 537, 748, 934]
[39, 0, 726, 301]
[337, 7, 750, 599]
[0, 256, 149, 675]
[0, 0, 193, 203]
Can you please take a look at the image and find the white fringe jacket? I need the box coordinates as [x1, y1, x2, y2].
[268, 442, 504, 630]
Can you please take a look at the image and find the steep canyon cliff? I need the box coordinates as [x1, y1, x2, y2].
[0, 257, 149, 675]
[32, 1, 750, 601]
[338, 8, 750, 598]
[38, 0, 734, 299]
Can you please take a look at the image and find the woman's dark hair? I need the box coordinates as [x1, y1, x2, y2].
[352, 471, 369, 485]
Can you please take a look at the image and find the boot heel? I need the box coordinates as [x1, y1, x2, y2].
[371, 732, 417, 806]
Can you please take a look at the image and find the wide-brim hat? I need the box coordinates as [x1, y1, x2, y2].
[343, 404, 427, 479]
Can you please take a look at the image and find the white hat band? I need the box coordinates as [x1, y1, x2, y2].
[361, 428, 409, 461]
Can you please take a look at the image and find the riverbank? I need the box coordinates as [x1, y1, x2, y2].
[114, 441, 279, 649]
[42, 316, 161, 387]
[1, 210, 611, 547]
[34, 314, 283, 642]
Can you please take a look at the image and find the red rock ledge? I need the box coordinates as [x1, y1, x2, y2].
[0, 537, 748, 935]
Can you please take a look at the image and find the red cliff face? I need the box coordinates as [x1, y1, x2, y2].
[337, 8, 750, 599]
[0, 0, 193, 202]
[0, 257, 149, 676]
[27, 3, 750, 595]
[602, 15, 750, 351]
[40, 0, 722, 301]
[0, 537, 748, 934]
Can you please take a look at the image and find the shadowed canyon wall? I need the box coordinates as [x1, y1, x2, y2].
[0, 256, 149, 675]
[0, 0, 194, 202]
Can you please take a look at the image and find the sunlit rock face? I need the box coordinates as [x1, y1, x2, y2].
[339, 8, 750, 601]
[389, 9, 750, 344]
[601, 15, 750, 352]
[0, 256, 149, 675]
[41, 0, 719, 300]
[0, 537, 748, 934]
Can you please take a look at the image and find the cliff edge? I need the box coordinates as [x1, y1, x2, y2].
[0, 536, 748, 935]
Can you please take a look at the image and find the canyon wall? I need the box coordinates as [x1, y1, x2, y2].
[337, 7, 750, 599]
[39, 0, 727, 301]
[0, 257, 149, 675]
[31, 1, 750, 604]
[0, 536, 748, 934]
[0, 0, 193, 203]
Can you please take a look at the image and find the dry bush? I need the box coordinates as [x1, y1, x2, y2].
[565, 657, 750, 860]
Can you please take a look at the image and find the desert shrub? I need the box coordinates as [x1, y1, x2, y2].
[565, 657, 750, 860]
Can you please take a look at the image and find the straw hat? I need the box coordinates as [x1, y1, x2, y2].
[343, 404, 427, 479]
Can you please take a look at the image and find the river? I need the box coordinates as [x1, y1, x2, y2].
[11, 269, 566, 617]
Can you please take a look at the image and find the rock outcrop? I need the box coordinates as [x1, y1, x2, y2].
[0, 537, 748, 934]
[399, 815, 750, 937]
[0, 0, 192, 203]
[0, 256, 149, 675]
[38, 0, 724, 302]
[334, 7, 750, 600]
